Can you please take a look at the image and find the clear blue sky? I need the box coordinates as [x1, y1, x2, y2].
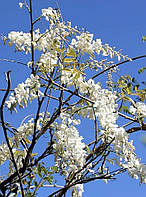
[0, 0, 146, 196]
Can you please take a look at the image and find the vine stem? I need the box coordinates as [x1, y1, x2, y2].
[29, 0, 35, 74]
[92, 54, 146, 79]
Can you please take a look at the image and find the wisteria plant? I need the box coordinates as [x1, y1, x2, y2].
[0, 1, 146, 197]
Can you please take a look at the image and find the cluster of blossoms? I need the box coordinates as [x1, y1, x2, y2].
[7, 7, 61, 55]
[0, 142, 10, 165]
[79, 79, 118, 124]
[38, 52, 58, 73]
[0, 142, 26, 174]
[8, 28, 60, 54]
[64, 75, 146, 184]
[129, 102, 146, 118]
[41, 7, 60, 21]
[71, 32, 95, 54]
[1, 4, 145, 197]
[6, 74, 43, 111]
[0, 114, 44, 175]
[8, 31, 32, 53]
[70, 32, 121, 59]
[77, 79, 146, 183]
[5, 6, 126, 79]
[14, 113, 44, 146]
[53, 113, 86, 196]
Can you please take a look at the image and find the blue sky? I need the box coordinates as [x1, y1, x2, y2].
[0, 0, 146, 196]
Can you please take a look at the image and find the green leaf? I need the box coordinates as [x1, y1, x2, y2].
[119, 105, 129, 113]
[132, 77, 135, 83]
[50, 166, 59, 173]
[26, 192, 35, 197]
[65, 49, 76, 57]
[85, 145, 90, 153]
[37, 163, 42, 177]
[44, 176, 53, 184]
[34, 181, 38, 187]
[41, 167, 47, 174]
[142, 36, 146, 41]
[138, 67, 146, 74]
[108, 159, 114, 165]
[134, 85, 139, 91]
[63, 58, 76, 63]
[62, 68, 71, 72]
[24, 138, 31, 144]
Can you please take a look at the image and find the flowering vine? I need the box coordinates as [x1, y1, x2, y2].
[0, 2, 145, 197]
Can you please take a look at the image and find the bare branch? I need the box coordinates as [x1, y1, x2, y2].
[0, 71, 25, 196]
[39, 74, 94, 104]
[29, 0, 35, 74]
[126, 123, 146, 133]
[0, 58, 28, 66]
[92, 55, 146, 79]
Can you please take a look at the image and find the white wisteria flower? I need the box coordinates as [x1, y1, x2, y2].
[129, 102, 146, 117]
[6, 74, 43, 111]
[0, 142, 10, 165]
[71, 32, 94, 54]
[2, 5, 146, 197]
[19, 2, 24, 8]
[72, 77, 146, 184]
[42, 7, 59, 21]
[8, 31, 31, 53]
[135, 102, 146, 117]
[53, 113, 86, 196]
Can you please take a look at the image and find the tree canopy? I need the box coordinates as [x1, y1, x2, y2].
[0, 1, 146, 197]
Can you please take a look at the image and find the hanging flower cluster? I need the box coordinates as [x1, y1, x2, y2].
[0, 142, 10, 165]
[76, 79, 146, 183]
[0, 142, 26, 173]
[129, 102, 146, 118]
[53, 113, 86, 195]
[14, 113, 44, 146]
[0, 113, 44, 174]
[5, 74, 44, 112]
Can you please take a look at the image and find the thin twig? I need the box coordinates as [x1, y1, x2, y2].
[92, 55, 146, 79]
[29, 0, 35, 74]
[0, 58, 28, 66]
[39, 74, 94, 104]
[118, 112, 137, 122]
[49, 166, 125, 197]
[24, 84, 50, 167]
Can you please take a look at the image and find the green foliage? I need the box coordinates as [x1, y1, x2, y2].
[115, 73, 146, 104]
[138, 67, 146, 74]
[142, 36, 146, 41]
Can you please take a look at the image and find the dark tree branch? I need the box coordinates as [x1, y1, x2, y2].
[49, 167, 126, 197]
[29, 0, 35, 74]
[126, 123, 146, 133]
[24, 82, 50, 168]
[40, 74, 94, 104]
[92, 54, 146, 79]
[0, 71, 25, 197]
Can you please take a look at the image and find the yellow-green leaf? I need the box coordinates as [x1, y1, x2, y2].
[65, 49, 76, 57]
[31, 153, 38, 156]
[63, 58, 76, 63]
[62, 68, 71, 72]
[55, 47, 65, 53]
[24, 138, 31, 144]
